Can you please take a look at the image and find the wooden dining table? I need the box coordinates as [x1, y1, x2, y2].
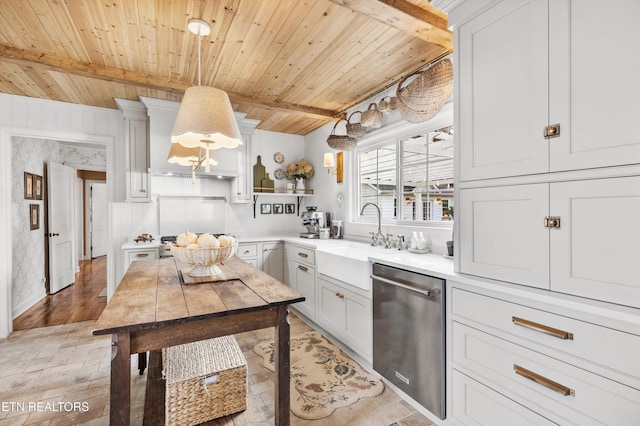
[93, 255, 304, 426]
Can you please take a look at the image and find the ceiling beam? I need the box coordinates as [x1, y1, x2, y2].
[328, 0, 452, 48]
[0, 43, 342, 120]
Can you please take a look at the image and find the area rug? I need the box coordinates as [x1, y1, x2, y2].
[254, 331, 384, 420]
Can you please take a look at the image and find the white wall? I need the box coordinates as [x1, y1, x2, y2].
[228, 129, 307, 236]
[0, 93, 124, 338]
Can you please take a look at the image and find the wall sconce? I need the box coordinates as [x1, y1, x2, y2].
[323, 152, 336, 176]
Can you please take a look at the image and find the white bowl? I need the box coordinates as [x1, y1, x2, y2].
[171, 242, 237, 277]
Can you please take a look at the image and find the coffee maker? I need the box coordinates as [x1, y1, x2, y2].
[300, 206, 330, 238]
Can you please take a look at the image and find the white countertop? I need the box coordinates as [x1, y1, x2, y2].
[235, 234, 640, 328]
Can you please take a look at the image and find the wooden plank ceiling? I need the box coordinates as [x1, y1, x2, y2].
[0, 0, 451, 135]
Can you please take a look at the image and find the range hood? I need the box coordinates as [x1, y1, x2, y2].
[141, 96, 244, 178]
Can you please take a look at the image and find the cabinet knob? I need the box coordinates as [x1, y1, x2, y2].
[335, 292, 344, 299]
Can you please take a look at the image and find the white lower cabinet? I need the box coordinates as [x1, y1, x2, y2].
[317, 275, 372, 362]
[293, 258, 316, 320]
[450, 283, 640, 425]
[261, 242, 284, 282]
[237, 243, 259, 268]
[452, 370, 554, 426]
[123, 247, 159, 271]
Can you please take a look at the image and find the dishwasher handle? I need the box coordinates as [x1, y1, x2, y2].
[372, 275, 441, 298]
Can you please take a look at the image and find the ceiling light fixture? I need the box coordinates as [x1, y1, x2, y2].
[167, 144, 218, 183]
[169, 18, 242, 175]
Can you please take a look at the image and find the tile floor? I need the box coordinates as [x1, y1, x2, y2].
[0, 314, 435, 425]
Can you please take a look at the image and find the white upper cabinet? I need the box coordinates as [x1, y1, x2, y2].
[458, 0, 549, 181]
[116, 99, 150, 202]
[548, 0, 640, 172]
[458, 0, 640, 182]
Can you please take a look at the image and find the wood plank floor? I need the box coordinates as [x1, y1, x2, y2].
[0, 314, 435, 425]
[13, 257, 107, 331]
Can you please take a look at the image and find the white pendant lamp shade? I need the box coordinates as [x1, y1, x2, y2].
[171, 86, 243, 150]
[167, 143, 218, 167]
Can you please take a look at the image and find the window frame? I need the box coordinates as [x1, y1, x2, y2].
[350, 106, 454, 229]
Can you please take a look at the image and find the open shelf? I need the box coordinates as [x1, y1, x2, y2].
[252, 190, 314, 217]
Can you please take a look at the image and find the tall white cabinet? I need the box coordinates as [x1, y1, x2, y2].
[451, 0, 640, 423]
[456, 0, 640, 308]
[116, 99, 150, 202]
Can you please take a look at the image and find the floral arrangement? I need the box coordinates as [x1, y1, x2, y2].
[285, 159, 314, 180]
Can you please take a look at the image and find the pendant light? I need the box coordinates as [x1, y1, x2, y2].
[167, 144, 218, 183]
[170, 18, 242, 174]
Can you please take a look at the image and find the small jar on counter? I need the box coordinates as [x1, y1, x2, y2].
[319, 228, 330, 239]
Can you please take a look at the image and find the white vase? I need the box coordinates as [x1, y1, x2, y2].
[295, 177, 306, 194]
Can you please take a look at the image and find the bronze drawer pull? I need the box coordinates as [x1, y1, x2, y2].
[297, 265, 308, 272]
[136, 253, 149, 257]
[335, 292, 344, 299]
[512, 316, 574, 340]
[514, 365, 575, 396]
[297, 252, 309, 258]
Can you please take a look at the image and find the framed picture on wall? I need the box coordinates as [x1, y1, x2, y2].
[24, 172, 34, 199]
[261, 203, 272, 214]
[273, 203, 283, 214]
[34, 175, 43, 200]
[29, 204, 39, 230]
[285, 203, 295, 214]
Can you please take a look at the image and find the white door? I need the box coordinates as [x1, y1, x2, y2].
[48, 162, 76, 293]
[550, 176, 640, 308]
[90, 182, 107, 258]
[458, 0, 549, 181]
[549, 0, 640, 172]
[459, 183, 550, 289]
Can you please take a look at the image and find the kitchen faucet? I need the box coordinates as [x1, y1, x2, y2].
[360, 202, 391, 247]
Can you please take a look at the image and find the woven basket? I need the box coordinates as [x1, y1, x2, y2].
[165, 336, 247, 426]
[378, 96, 392, 112]
[361, 103, 383, 128]
[346, 111, 366, 139]
[396, 58, 453, 123]
[327, 119, 357, 151]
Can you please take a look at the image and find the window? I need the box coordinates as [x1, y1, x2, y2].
[357, 125, 454, 225]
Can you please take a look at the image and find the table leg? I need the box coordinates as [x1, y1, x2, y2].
[111, 332, 131, 426]
[274, 305, 290, 426]
[138, 352, 147, 375]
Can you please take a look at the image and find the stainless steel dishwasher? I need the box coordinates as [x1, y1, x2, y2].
[372, 263, 445, 420]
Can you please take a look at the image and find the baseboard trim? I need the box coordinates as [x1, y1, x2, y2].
[12, 289, 47, 319]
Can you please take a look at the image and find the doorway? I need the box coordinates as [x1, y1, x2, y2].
[6, 136, 110, 332]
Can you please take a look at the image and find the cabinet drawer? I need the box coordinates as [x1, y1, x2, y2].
[453, 322, 640, 425]
[237, 243, 258, 259]
[452, 288, 640, 381]
[452, 370, 555, 426]
[294, 246, 315, 265]
[127, 249, 158, 266]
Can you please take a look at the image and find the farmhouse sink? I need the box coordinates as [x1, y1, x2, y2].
[315, 244, 388, 290]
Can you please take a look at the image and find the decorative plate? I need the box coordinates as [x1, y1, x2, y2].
[274, 168, 285, 180]
[273, 152, 285, 164]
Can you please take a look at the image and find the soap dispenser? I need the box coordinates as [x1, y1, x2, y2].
[417, 232, 427, 250]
